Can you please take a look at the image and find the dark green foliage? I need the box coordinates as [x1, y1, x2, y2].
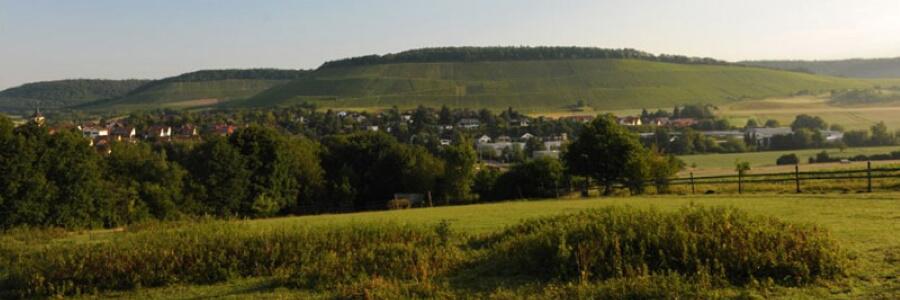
[563, 114, 648, 194]
[105, 142, 187, 221]
[776, 154, 800, 165]
[186, 126, 325, 217]
[0, 79, 149, 113]
[437, 134, 477, 202]
[125, 69, 309, 96]
[320, 132, 444, 210]
[476, 206, 846, 286]
[320, 47, 727, 68]
[492, 157, 565, 199]
[790, 114, 828, 131]
[0, 124, 111, 228]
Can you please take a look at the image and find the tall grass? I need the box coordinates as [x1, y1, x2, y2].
[1, 206, 848, 298]
[474, 205, 846, 286]
[2, 221, 460, 298]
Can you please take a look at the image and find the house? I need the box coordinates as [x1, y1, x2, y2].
[337, 111, 349, 118]
[176, 124, 199, 137]
[699, 130, 744, 139]
[617, 116, 642, 126]
[82, 125, 109, 138]
[544, 140, 564, 150]
[820, 130, 844, 142]
[669, 118, 699, 128]
[520, 133, 535, 140]
[533, 150, 560, 159]
[457, 118, 481, 129]
[650, 117, 670, 126]
[145, 125, 172, 139]
[439, 139, 452, 146]
[746, 127, 793, 148]
[510, 118, 530, 127]
[110, 126, 136, 140]
[476, 135, 492, 144]
[562, 115, 594, 123]
[366, 125, 380, 131]
[209, 124, 237, 136]
[30, 109, 45, 126]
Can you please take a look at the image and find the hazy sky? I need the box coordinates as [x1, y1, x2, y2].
[2, 0, 900, 89]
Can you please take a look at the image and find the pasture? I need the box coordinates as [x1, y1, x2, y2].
[678, 145, 900, 176]
[2, 193, 898, 299]
[717, 95, 900, 131]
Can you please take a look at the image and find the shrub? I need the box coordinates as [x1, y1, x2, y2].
[776, 153, 799, 165]
[475, 206, 846, 286]
[4, 222, 462, 297]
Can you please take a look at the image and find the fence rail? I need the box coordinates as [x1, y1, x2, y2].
[666, 162, 900, 194]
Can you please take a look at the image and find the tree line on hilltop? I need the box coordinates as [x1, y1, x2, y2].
[320, 47, 728, 68]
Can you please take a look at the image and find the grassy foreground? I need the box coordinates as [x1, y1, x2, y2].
[2, 193, 898, 299]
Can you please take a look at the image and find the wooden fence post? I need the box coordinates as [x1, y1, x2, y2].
[867, 161, 873, 193]
[690, 172, 695, 195]
[738, 171, 742, 194]
[795, 164, 801, 193]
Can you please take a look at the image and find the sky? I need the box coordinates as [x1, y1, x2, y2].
[2, 0, 900, 89]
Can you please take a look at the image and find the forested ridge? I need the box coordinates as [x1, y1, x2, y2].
[122, 69, 310, 96]
[319, 46, 729, 68]
[0, 79, 150, 113]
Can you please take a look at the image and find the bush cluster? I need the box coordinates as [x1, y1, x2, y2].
[475, 206, 846, 286]
[3, 222, 461, 298]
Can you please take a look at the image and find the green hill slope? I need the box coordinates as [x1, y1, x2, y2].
[244, 58, 872, 112]
[0, 79, 149, 114]
[743, 58, 900, 79]
[79, 69, 309, 112]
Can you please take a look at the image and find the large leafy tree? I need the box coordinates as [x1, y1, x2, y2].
[105, 142, 187, 221]
[563, 114, 648, 195]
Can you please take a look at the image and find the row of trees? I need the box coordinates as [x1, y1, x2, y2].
[0, 113, 683, 229]
[0, 115, 478, 228]
[320, 47, 727, 68]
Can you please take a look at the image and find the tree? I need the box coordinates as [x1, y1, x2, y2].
[439, 134, 477, 201]
[523, 137, 545, 158]
[843, 130, 869, 147]
[105, 142, 186, 221]
[563, 114, 648, 195]
[790, 114, 827, 131]
[745, 119, 759, 128]
[187, 136, 251, 216]
[764, 119, 781, 128]
[870, 122, 894, 146]
[494, 157, 564, 199]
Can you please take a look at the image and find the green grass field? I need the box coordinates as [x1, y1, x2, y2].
[78, 79, 290, 112]
[242, 59, 872, 113]
[678, 145, 900, 172]
[717, 95, 900, 131]
[3, 193, 897, 299]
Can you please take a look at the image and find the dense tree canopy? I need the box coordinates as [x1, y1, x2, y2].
[320, 47, 727, 68]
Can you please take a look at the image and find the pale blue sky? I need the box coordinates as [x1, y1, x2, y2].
[2, 0, 899, 89]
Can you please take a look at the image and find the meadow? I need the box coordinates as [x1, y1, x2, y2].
[243, 59, 871, 113]
[716, 95, 900, 131]
[678, 145, 900, 176]
[2, 193, 898, 299]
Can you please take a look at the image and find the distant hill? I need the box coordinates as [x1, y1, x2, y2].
[742, 58, 900, 79]
[243, 48, 872, 112]
[0, 79, 149, 114]
[77, 69, 309, 112]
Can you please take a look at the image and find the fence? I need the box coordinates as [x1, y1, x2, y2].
[666, 162, 900, 194]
